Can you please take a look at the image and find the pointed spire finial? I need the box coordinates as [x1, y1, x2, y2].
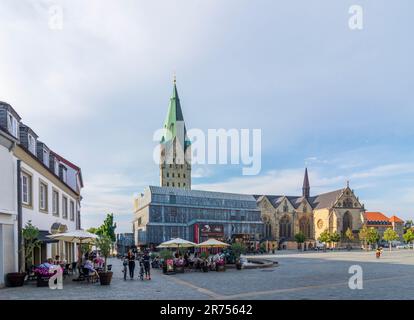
[302, 167, 310, 198]
[173, 72, 176, 84]
[347, 180, 350, 188]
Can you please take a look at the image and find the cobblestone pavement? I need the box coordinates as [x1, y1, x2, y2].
[1, 250, 414, 300]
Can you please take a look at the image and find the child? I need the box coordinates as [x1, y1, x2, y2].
[122, 255, 128, 280]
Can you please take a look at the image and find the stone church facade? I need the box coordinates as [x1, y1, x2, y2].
[256, 169, 365, 249]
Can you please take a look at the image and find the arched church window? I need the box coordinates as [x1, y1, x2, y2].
[342, 211, 353, 235]
[279, 215, 292, 239]
[299, 217, 311, 239]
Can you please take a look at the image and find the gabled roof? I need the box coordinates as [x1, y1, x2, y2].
[308, 189, 344, 210]
[257, 195, 307, 209]
[364, 212, 389, 222]
[389, 215, 404, 223]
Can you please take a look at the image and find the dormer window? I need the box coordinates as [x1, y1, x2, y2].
[28, 134, 36, 154]
[42, 149, 49, 166]
[54, 159, 59, 176]
[7, 112, 18, 137]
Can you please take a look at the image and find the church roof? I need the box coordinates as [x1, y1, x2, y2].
[308, 189, 344, 210]
[258, 189, 344, 210]
[161, 80, 187, 143]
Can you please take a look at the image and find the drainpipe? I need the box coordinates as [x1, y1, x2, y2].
[17, 159, 23, 273]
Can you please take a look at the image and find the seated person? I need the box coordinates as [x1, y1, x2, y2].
[39, 258, 54, 269]
[84, 259, 99, 278]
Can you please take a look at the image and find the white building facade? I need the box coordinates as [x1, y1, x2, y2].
[0, 101, 84, 278]
[0, 127, 18, 287]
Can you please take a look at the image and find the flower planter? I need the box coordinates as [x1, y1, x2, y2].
[98, 271, 113, 285]
[37, 275, 51, 287]
[6, 272, 26, 287]
[202, 265, 209, 273]
[216, 265, 226, 272]
[162, 264, 168, 274]
[236, 262, 242, 270]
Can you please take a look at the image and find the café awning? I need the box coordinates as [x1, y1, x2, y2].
[197, 238, 230, 248]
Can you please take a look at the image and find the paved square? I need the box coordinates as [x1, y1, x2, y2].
[1, 250, 413, 300]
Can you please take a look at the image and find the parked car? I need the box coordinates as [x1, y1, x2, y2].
[314, 241, 325, 251]
[396, 244, 410, 249]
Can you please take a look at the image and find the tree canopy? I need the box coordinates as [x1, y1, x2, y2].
[96, 213, 117, 242]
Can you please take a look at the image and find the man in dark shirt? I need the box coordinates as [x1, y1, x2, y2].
[142, 250, 151, 280]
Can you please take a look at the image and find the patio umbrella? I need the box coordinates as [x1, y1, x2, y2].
[197, 238, 230, 248]
[157, 238, 196, 249]
[47, 230, 99, 244]
[48, 230, 99, 266]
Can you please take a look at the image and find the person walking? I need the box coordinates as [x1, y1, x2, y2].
[142, 250, 151, 280]
[127, 250, 136, 279]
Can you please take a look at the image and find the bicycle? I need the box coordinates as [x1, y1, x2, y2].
[139, 260, 144, 281]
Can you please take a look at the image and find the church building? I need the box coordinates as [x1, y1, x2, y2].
[256, 169, 365, 249]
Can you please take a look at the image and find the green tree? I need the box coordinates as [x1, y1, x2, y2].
[403, 229, 414, 249]
[345, 228, 355, 245]
[294, 232, 306, 250]
[95, 235, 112, 272]
[87, 227, 98, 234]
[359, 225, 369, 251]
[366, 227, 380, 249]
[22, 221, 42, 271]
[231, 242, 247, 259]
[329, 232, 341, 249]
[318, 229, 330, 248]
[404, 220, 414, 233]
[97, 213, 117, 243]
[383, 228, 399, 251]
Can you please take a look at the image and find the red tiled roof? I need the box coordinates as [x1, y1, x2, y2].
[364, 212, 389, 222]
[389, 215, 404, 223]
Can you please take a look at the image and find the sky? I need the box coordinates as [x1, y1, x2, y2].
[1, 0, 413, 232]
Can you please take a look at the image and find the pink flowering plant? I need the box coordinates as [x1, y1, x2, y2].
[175, 259, 185, 267]
[34, 267, 53, 277]
[216, 258, 225, 266]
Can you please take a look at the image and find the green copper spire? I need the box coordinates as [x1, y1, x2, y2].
[161, 77, 186, 143]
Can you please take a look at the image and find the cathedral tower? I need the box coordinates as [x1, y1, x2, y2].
[159, 77, 191, 189]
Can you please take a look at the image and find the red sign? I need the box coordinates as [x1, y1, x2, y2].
[200, 224, 224, 237]
[194, 224, 199, 244]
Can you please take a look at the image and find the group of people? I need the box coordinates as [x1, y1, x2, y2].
[122, 249, 151, 280]
[172, 250, 225, 270]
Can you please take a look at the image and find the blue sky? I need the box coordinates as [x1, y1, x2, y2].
[1, 0, 413, 232]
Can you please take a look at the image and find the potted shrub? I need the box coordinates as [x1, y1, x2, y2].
[231, 242, 246, 270]
[215, 258, 226, 272]
[160, 250, 174, 274]
[96, 235, 113, 285]
[294, 232, 306, 251]
[7, 221, 41, 287]
[174, 258, 185, 273]
[35, 267, 54, 287]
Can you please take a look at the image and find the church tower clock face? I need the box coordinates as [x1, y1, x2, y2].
[317, 219, 324, 229]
